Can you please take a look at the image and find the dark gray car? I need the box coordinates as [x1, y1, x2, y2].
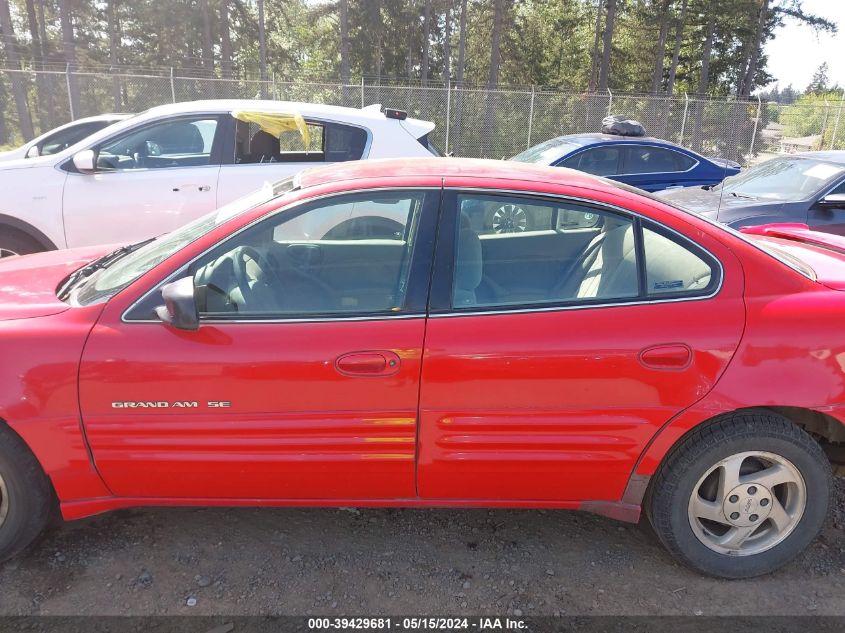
[657, 151, 845, 235]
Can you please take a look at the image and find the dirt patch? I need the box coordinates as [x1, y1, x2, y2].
[1, 478, 842, 616]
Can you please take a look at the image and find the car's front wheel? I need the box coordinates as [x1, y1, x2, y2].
[648, 410, 832, 578]
[0, 426, 53, 562]
[0, 229, 45, 258]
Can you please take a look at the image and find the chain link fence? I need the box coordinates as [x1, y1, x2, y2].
[1, 67, 843, 165]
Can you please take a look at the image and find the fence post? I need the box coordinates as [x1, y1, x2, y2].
[170, 67, 176, 103]
[820, 99, 831, 149]
[527, 85, 536, 150]
[750, 95, 762, 158]
[271, 71, 277, 100]
[65, 64, 75, 120]
[445, 81, 452, 155]
[606, 88, 613, 116]
[831, 95, 844, 150]
[679, 93, 689, 144]
[361, 76, 365, 108]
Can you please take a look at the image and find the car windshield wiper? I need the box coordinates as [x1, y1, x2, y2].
[57, 237, 156, 300]
[728, 191, 756, 200]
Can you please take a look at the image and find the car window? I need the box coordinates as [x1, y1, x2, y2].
[562, 146, 621, 176]
[453, 194, 637, 308]
[624, 146, 695, 174]
[829, 180, 845, 195]
[96, 117, 219, 170]
[40, 121, 109, 156]
[233, 118, 367, 164]
[511, 137, 580, 163]
[459, 196, 602, 236]
[190, 191, 425, 317]
[77, 176, 299, 308]
[451, 193, 718, 310]
[642, 225, 715, 295]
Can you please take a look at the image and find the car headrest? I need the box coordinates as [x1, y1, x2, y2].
[250, 130, 278, 161]
[455, 228, 482, 293]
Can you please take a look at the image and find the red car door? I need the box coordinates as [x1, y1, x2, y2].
[78, 188, 438, 500]
[417, 189, 746, 502]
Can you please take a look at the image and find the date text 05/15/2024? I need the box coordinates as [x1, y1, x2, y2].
[307, 617, 527, 631]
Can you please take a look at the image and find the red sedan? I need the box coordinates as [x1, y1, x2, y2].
[0, 158, 841, 579]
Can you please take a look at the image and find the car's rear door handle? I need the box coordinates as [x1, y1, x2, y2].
[638, 344, 692, 370]
[335, 351, 401, 377]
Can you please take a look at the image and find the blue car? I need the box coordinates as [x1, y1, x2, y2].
[511, 133, 741, 192]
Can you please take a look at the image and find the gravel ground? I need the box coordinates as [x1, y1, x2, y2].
[0, 478, 842, 617]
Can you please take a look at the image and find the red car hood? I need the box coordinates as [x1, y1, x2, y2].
[0, 246, 110, 320]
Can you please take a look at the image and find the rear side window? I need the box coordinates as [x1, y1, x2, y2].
[624, 146, 695, 174]
[561, 146, 622, 176]
[450, 193, 720, 311]
[453, 194, 637, 308]
[642, 225, 715, 295]
[234, 118, 367, 164]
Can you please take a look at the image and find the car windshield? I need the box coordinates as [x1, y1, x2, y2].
[716, 156, 845, 201]
[72, 176, 297, 306]
[511, 138, 580, 164]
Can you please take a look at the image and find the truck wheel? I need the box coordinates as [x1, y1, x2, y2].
[648, 410, 831, 578]
[0, 426, 53, 563]
[0, 229, 45, 258]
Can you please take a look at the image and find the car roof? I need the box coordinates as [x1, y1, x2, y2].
[142, 99, 423, 126]
[557, 133, 693, 151]
[297, 157, 606, 191]
[794, 151, 845, 165]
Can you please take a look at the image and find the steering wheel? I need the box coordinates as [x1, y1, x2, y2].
[232, 246, 276, 308]
[131, 141, 149, 169]
[231, 246, 336, 312]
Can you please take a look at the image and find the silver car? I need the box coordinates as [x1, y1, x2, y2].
[658, 152, 845, 235]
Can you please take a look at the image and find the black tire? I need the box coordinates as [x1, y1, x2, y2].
[0, 426, 53, 563]
[647, 410, 832, 579]
[0, 228, 45, 258]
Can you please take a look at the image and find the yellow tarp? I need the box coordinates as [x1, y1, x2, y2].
[231, 110, 311, 149]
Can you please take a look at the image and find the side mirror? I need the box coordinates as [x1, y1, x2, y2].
[72, 149, 97, 173]
[818, 193, 845, 209]
[155, 277, 200, 331]
[25, 144, 40, 158]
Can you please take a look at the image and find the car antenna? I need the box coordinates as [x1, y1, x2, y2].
[715, 153, 728, 223]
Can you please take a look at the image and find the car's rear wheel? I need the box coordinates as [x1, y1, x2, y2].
[0, 229, 44, 258]
[648, 410, 831, 578]
[0, 426, 53, 562]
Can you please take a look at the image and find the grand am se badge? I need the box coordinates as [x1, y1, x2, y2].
[110, 401, 231, 409]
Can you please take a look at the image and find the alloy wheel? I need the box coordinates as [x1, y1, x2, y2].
[491, 204, 528, 233]
[687, 450, 807, 556]
[0, 472, 8, 529]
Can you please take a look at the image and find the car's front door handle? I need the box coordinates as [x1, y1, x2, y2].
[638, 344, 692, 370]
[172, 184, 212, 192]
[335, 351, 401, 377]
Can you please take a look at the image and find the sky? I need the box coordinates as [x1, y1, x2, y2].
[763, 0, 845, 93]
